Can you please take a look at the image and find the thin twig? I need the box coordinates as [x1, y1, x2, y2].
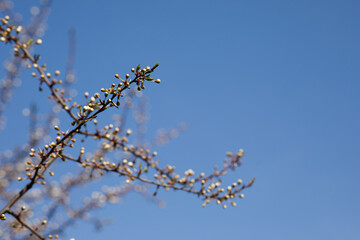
[8, 210, 46, 240]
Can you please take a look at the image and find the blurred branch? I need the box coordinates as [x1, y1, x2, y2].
[0, 0, 52, 130]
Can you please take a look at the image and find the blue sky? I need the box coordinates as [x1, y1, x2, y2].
[1, 0, 360, 239]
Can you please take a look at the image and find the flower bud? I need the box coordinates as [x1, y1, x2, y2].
[16, 26, 23, 33]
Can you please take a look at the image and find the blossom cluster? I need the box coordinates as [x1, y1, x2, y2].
[0, 12, 254, 240]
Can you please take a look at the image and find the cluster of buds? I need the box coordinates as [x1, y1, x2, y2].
[69, 63, 161, 124]
[62, 124, 254, 208]
[123, 63, 160, 91]
[0, 16, 20, 43]
[0, 15, 42, 50]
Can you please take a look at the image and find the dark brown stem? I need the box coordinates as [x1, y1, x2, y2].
[8, 210, 46, 240]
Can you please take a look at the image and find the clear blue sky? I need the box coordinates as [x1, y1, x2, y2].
[1, 0, 360, 239]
